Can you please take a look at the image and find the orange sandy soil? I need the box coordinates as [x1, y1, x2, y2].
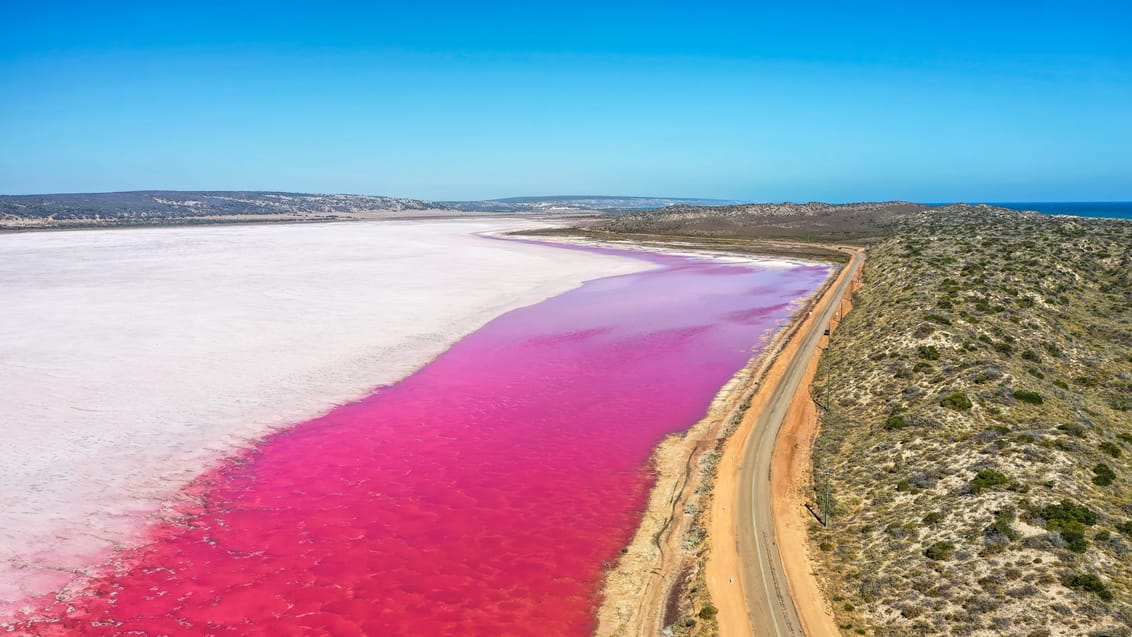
[595, 253, 842, 637]
[706, 250, 861, 637]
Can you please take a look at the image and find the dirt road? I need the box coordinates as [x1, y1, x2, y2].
[707, 247, 862, 636]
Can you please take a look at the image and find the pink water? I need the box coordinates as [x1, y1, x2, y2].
[19, 247, 829, 636]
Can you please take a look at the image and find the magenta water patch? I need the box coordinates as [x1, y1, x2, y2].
[18, 249, 829, 636]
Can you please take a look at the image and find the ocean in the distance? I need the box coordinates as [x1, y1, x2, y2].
[987, 202, 1132, 220]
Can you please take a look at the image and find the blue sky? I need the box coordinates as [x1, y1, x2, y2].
[2, 1, 1130, 201]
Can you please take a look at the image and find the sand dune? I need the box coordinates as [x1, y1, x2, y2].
[0, 219, 649, 615]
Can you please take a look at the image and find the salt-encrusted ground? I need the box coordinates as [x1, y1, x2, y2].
[0, 219, 649, 616]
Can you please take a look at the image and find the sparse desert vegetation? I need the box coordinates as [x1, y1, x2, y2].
[595, 201, 1131, 636]
[809, 206, 1132, 635]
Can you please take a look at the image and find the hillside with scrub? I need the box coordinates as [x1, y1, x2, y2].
[810, 206, 1132, 635]
[588, 202, 1132, 636]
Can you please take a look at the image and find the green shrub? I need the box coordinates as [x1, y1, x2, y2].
[918, 345, 941, 360]
[1117, 433, 1132, 445]
[923, 512, 943, 525]
[1099, 441, 1121, 458]
[924, 541, 955, 560]
[924, 314, 952, 326]
[1040, 500, 1097, 526]
[1053, 380, 1069, 389]
[1058, 423, 1085, 438]
[1021, 349, 1041, 363]
[1074, 376, 1100, 388]
[1012, 390, 1044, 405]
[698, 604, 718, 620]
[1116, 520, 1132, 537]
[1108, 394, 1131, 411]
[988, 507, 1019, 541]
[884, 414, 909, 430]
[1053, 520, 1089, 553]
[941, 392, 973, 411]
[1092, 463, 1116, 486]
[970, 469, 1009, 494]
[1064, 573, 1114, 601]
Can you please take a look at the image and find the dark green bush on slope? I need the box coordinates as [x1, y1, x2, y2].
[941, 392, 972, 411]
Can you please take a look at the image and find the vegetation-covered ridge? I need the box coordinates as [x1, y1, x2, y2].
[593, 201, 934, 242]
[810, 206, 1132, 635]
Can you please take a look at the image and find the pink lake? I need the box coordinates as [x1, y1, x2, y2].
[19, 244, 830, 636]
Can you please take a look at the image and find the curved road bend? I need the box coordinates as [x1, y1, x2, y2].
[736, 247, 862, 636]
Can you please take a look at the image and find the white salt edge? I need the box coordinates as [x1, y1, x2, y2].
[0, 219, 651, 615]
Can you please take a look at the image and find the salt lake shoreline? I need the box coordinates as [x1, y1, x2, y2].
[550, 234, 845, 637]
[0, 219, 649, 623]
[3, 220, 841, 633]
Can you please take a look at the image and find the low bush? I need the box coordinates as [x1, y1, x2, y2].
[970, 469, 1009, 494]
[1099, 441, 1121, 458]
[1040, 500, 1097, 526]
[1092, 463, 1116, 486]
[1012, 390, 1044, 405]
[1074, 376, 1100, 388]
[1058, 423, 1085, 438]
[924, 541, 955, 561]
[1107, 394, 1130, 411]
[1053, 520, 1089, 553]
[1063, 573, 1114, 601]
[987, 507, 1020, 541]
[918, 345, 941, 360]
[884, 414, 909, 430]
[941, 392, 973, 411]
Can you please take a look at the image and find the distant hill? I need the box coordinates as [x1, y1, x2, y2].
[440, 195, 740, 213]
[0, 191, 737, 230]
[0, 191, 432, 222]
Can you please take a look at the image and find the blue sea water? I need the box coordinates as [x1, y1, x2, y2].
[988, 202, 1132, 220]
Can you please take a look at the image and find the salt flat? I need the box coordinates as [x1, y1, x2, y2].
[0, 219, 650, 614]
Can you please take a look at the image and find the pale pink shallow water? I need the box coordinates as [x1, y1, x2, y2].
[15, 247, 830, 636]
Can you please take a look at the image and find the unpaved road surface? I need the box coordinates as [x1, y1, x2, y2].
[710, 247, 862, 636]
